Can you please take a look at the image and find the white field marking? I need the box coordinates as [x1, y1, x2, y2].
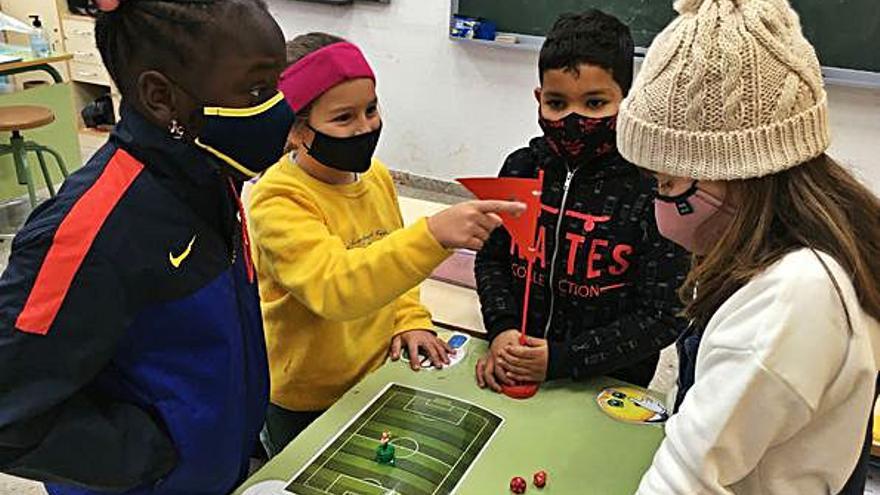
[306, 392, 398, 486]
[286, 384, 505, 495]
[352, 433, 453, 469]
[402, 397, 468, 426]
[431, 413, 489, 495]
[389, 437, 420, 460]
[327, 474, 393, 495]
[354, 392, 415, 435]
[416, 413, 438, 422]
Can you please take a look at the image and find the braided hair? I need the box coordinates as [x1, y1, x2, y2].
[95, 0, 270, 99]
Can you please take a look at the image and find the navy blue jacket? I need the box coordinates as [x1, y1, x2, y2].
[0, 107, 268, 494]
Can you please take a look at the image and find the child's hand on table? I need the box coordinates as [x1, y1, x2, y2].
[497, 336, 549, 383]
[390, 330, 454, 371]
[475, 329, 521, 392]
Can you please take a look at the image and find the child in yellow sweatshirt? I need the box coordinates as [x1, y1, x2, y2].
[249, 33, 523, 456]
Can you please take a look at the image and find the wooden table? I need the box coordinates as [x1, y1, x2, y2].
[0, 53, 73, 84]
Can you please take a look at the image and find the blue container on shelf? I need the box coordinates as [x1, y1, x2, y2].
[450, 15, 497, 41]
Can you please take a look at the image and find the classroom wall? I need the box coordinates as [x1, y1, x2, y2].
[267, 0, 880, 193]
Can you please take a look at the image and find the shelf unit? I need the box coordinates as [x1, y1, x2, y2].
[0, 0, 120, 135]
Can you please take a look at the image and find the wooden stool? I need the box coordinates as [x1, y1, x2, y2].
[0, 105, 70, 208]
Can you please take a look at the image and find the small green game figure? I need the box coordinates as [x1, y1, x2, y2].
[375, 430, 396, 466]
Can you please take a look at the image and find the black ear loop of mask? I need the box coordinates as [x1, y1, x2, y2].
[656, 181, 700, 216]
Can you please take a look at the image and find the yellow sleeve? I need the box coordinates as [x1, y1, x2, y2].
[393, 286, 434, 335]
[377, 163, 436, 335]
[249, 184, 450, 322]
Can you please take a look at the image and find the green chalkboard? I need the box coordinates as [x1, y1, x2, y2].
[456, 0, 880, 73]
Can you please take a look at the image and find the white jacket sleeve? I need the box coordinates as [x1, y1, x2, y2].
[637, 348, 812, 494]
[637, 256, 850, 494]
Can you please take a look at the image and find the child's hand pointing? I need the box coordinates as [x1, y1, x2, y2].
[427, 200, 526, 251]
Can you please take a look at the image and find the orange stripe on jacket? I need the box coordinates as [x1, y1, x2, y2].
[16, 149, 144, 335]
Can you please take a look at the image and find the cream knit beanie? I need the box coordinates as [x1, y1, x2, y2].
[617, 0, 830, 180]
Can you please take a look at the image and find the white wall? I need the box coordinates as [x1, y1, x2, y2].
[267, 0, 880, 193]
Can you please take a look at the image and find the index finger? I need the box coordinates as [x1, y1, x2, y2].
[476, 358, 487, 388]
[423, 342, 444, 369]
[389, 336, 402, 361]
[485, 357, 503, 392]
[407, 340, 421, 371]
[471, 200, 527, 216]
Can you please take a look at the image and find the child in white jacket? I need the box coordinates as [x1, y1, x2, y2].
[616, 0, 880, 493]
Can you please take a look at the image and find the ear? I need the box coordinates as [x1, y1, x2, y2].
[533, 87, 543, 105]
[288, 122, 314, 153]
[136, 70, 177, 129]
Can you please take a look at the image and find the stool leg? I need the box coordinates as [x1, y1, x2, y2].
[11, 136, 28, 186]
[34, 150, 56, 197]
[10, 134, 37, 209]
[29, 144, 69, 179]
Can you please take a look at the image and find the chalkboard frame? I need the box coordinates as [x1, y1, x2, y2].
[449, 0, 880, 89]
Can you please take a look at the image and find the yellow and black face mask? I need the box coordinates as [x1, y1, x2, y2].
[194, 92, 295, 180]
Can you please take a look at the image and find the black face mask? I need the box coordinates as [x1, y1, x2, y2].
[538, 112, 617, 166]
[304, 122, 382, 173]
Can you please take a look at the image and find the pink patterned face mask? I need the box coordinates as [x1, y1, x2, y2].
[95, 0, 121, 11]
[654, 182, 734, 254]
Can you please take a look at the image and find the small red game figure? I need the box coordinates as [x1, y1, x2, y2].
[510, 476, 527, 494]
[533, 470, 547, 488]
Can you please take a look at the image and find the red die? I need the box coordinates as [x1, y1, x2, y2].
[533, 470, 547, 489]
[510, 476, 527, 494]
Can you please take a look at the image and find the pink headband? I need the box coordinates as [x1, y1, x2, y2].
[279, 42, 376, 112]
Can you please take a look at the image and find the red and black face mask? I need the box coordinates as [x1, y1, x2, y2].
[539, 112, 617, 166]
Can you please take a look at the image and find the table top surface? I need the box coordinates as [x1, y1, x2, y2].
[236, 337, 665, 495]
[0, 51, 72, 72]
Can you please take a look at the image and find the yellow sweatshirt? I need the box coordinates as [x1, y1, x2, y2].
[248, 154, 450, 411]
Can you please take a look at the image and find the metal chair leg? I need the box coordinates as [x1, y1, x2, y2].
[26, 142, 70, 177]
[33, 144, 69, 179]
[10, 134, 37, 209]
[34, 149, 56, 197]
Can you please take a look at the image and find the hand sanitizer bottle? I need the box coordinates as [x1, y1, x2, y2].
[0, 76, 13, 94]
[28, 16, 51, 58]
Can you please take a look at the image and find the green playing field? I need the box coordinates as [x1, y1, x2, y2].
[284, 384, 504, 495]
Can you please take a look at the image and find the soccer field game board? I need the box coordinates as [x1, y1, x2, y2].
[237, 337, 666, 495]
[283, 384, 503, 495]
